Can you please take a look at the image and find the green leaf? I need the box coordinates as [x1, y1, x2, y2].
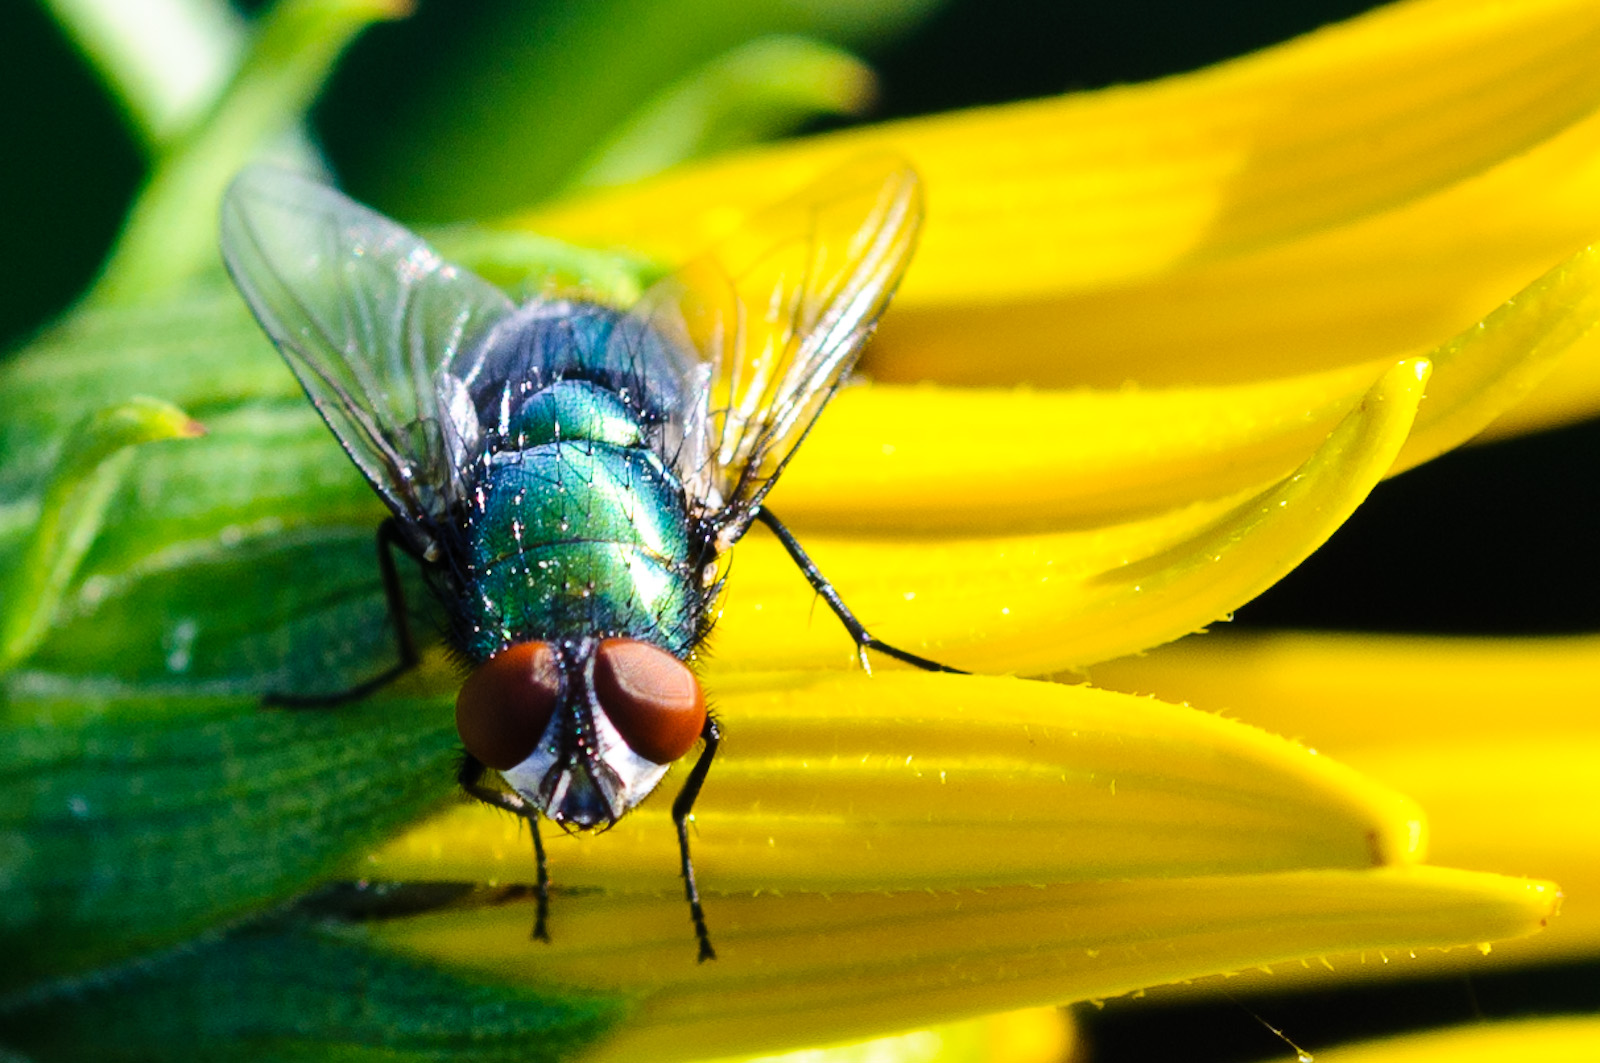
[0, 284, 292, 502]
[0, 677, 462, 990]
[565, 35, 877, 192]
[1, 397, 204, 671]
[1, 915, 625, 1063]
[23, 402, 392, 690]
[0, 294, 450, 991]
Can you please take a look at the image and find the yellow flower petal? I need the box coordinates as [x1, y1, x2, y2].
[773, 367, 1380, 534]
[1480, 330, 1600, 439]
[355, 671, 1425, 891]
[1090, 631, 1600, 976]
[867, 103, 1600, 392]
[774, 240, 1600, 533]
[706, 1007, 1075, 1063]
[359, 867, 1556, 1063]
[1313, 1017, 1600, 1063]
[523, 0, 1600, 301]
[715, 359, 1424, 673]
[1390, 244, 1600, 473]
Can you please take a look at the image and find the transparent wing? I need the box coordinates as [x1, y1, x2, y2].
[220, 166, 515, 540]
[614, 155, 923, 543]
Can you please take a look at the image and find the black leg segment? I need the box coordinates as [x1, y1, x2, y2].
[264, 517, 423, 708]
[754, 507, 968, 675]
[672, 716, 722, 962]
[458, 754, 551, 942]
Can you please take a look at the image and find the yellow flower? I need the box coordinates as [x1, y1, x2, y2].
[1093, 630, 1600, 984]
[345, 0, 1600, 1058]
[4, 0, 1597, 1061]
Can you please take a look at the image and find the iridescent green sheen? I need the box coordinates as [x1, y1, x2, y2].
[461, 440, 696, 660]
[508, 380, 642, 448]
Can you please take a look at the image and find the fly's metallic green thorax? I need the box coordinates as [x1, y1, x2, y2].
[459, 433, 698, 661]
[441, 305, 709, 664]
[507, 379, 643, 448]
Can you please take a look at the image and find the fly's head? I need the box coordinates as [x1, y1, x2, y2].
[454, 637, 707, 828]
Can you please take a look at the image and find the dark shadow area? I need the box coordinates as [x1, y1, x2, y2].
[870, 0, 1385, 114]
[1078, 956, 1600, 1063]
[0, 4, 141, 352]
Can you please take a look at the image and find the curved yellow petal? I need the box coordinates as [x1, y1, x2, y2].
[523, 0, 1600, 303]
[1313, 1018, 1600, 1063]
[1477, 327, 1600, 439]
[714, 360, 1424, 674]
[1390, 243, 1600, 472]
[1089, 630, 1600, 742]
[706, 1008, 1076, 1063]
[866, 105, 1600, 392]
[771, 366, 1379, 534]
[1090, 631, 1600, 976]
[360, 867, 1556, 1063]
[776, 238, 1600, 533]
[354, 671, 1425, 891]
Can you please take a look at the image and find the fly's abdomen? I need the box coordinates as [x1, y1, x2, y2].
[460, 441, 699, 661]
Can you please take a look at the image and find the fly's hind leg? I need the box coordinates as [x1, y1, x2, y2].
[265, 517, 423, 708]
[754, 508, 968, 676]
[459, 754, 551, 942]
[672, 715, 722, 962]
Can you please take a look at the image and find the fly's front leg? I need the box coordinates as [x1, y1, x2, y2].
[754, 508, 967, 675]
[265, 517, 422, 708]
[458, 755, 551, 942]
[672, 716, 722, 962]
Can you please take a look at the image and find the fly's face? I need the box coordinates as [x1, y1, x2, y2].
[454, 637, 707, 828]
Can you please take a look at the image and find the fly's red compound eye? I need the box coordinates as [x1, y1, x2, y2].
[593, 639, 705, 765]
[455, 641, 560, 770]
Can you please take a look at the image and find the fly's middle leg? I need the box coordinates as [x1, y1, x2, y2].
[753, 507, 967, 676]
[265, 517, 423, 708]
